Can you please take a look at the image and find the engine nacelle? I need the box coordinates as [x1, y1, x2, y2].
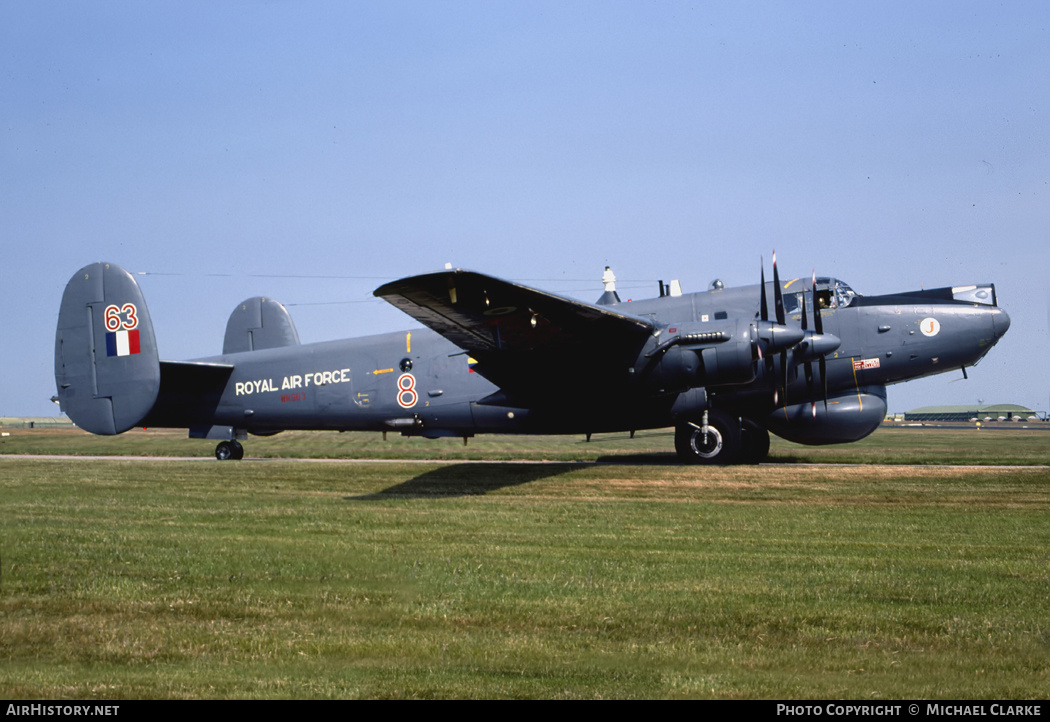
[764, 385, 887, 445]
[634, 319, 757, 393]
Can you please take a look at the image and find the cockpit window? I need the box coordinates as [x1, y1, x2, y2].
[828, 279, 857, 308]
[780, 278, 858, 315]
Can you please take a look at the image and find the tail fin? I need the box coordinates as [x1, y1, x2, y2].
[222, 297, 300, 354]
[54, 263, 161, 434]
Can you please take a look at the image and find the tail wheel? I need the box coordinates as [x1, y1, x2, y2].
[675, 409, 741, 465]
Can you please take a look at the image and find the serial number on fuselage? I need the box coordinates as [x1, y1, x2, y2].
[234, 368, 351, 396]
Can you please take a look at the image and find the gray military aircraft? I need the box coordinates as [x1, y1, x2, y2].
[54, 258, 1010, 463]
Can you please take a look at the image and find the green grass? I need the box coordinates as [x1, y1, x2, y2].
[2, 450, 1049, 698]
[3, 423, 1049, 465]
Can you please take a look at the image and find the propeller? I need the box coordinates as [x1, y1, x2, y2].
[756, 254, 841, 414]
[756, 252, 802, 406]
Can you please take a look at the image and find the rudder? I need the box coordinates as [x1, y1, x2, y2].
[54, 263, 161, 434]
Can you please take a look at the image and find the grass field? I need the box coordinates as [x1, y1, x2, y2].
[2, 426, 1049, 698]
[3, 422, 1050, 465]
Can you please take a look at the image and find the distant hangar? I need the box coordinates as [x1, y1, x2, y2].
[903, 404, 1043, 422]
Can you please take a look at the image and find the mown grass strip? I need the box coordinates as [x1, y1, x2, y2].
[2, 456, 1048, 698]
[3, 425, 1049, 465]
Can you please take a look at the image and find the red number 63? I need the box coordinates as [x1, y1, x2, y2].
[104, 303, 139, 331]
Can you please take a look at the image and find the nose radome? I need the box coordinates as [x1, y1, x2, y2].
[992, 307, 1011, 340]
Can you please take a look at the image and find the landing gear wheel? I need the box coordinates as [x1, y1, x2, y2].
[215, 440, 244, 461]
[739, 419, 770, 465]
[675, 409, 741, 465]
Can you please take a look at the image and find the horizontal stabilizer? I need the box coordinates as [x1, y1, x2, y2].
[140, 360, 235, 429]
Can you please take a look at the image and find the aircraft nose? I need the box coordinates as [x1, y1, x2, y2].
[992, 306, 1011, 341]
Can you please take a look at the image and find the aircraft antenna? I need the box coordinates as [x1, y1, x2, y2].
[596, 266, 621, 305]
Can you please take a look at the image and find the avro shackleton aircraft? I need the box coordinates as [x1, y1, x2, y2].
[54, 258, 1010, 463]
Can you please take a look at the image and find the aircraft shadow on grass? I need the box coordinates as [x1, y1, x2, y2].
[346, 462, 585, 500]
[592, 452, 680, 465]
[346, 451, 693, 501]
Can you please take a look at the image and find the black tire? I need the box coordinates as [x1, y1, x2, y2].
[674, 409, 742, 465]
[215, 440, 243, 461]
[739, 418, 770, 464]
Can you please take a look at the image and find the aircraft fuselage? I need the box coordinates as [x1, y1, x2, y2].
[142, 279, 1009, 442]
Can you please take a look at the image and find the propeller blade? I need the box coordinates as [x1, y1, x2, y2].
[767, 345, 778, 404]
[758, 256, 777, 402]
[780, 348, 789, 405]
[801, 293, 816, 415]
[760, 259, 769, 323]
[772, 250, 785, 326]
[813, 271, 828, 411]
[812, 270, 824, 335]
[773, 253, 790, 400]
[819, 355, 828, 412]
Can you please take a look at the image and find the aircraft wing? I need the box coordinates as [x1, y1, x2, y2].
[374, 270, 656, 400]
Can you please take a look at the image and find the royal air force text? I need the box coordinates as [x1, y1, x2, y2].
[234, 369, 351, 397]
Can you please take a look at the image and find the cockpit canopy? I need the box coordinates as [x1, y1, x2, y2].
[782, 277, 857, 315]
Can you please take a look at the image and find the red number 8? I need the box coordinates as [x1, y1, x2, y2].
[397, 373, 418, 408]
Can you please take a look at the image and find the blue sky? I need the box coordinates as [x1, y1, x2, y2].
[3, 1, 1048, 417]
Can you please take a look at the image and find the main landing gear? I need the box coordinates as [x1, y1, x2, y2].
[215, 440, 244, 461]
[674, 411, 769, 465]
